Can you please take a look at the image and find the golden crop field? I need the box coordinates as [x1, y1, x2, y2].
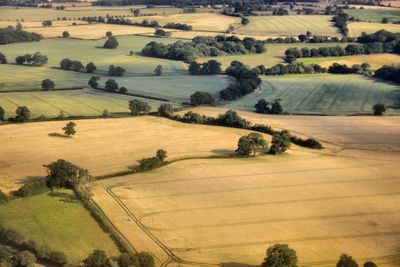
[92, 109, 400, 266]
[0, 116, 253, 193]
[348, 22, 400, 37]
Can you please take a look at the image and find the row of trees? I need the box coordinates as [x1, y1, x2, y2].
[188, 60, 222, 75]
[252, 62, 326, 76]
[141, 35, 265, 62]
[83, 250, 154, 267]
[60, 58, 97, 73]
[0, 25, 42, 44]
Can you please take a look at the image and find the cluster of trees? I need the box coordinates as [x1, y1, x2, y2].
[15, 52, 48, 66]
[237, 130, 291, 156]
[255, 99, 283, 114]
[137, 149, 167, 171]
[60, 58, 97, 73]
[141, 35, 265, 62]
[374, 64, 400, 84]
[190, 91, 215, 106]
[265, 34, 356, 44]
[272, 7, 289, 15]
[286, 30, 400, 59]
[0, 26, 42, 44]
[328, 62, 371, 74]
[154, 28, 171, 37]
[108, 65, 126, 76]
[89, 77, 129, 94]
[220, 61, 261, 101]
[164, 22, 192, 31]
[83, 250, 154, 267]
[129, 99, 151, 115]
[188, 60, 222, 75]
[252, 62, 326, 76]
[332, 8, 349, 35]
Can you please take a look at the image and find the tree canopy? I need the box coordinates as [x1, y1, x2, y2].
[261, 244, 298, 267]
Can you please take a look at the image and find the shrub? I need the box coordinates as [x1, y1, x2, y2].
[190, 91, 214, 106]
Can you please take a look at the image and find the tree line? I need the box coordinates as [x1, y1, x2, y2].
[141, 35, 265, 62]
[0, 25, 42, 45]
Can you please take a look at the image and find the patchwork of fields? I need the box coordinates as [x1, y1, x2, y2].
[233, 15, 340, 37]
[224, 75, 400, 115]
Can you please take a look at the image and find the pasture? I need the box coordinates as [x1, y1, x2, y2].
[233, 15, 340, 37]
[0, 116, 253, 193]
[223, 74, 400, 115]
[345, 8, 400, 23]
[0, 189, 119, 264]
[298, 53, 400, 69]
[347, 22, 400, 36]
[93, 111, 400, 266]
[0, 89, 167, 119]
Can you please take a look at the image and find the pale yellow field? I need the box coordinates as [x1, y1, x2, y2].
[24, 23, 164, 39]
[93, 110, 400, 266]
[348, 22, 400, 37]
[0, 20, 88, 28]
[0, 116, 254, 193]
[127, 13, 240, 32]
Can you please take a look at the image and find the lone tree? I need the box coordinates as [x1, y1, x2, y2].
[129, 99, 151, 115]
[42, 20, 52, 27]
[62, 31, 70, 38]
[45, 159, 91, 190]
[63, 121, 76, 137]
[372, 103, 386, 115]
[88, 76, 100, 88]
[15, 106, 30, 122]
[11, 250, 37, 267]
[158, 103, 174, 118]
[154, 65, 163, 76]
[0, 106, 5, 121]
[103, 36, 119, 49]
[269, 130, 291, 155]
[336, 254, 358, 267]
[261, 244, 298, 267]
[119, 87, 128, 94]
[236, 132, 267, 157]
[86, 62, 97, 73]
[190, 91, 214, 106]
[156, 149, 167, 162]
[105, 79, 119, 92]
[41, 79, 55, 90]
[83, 250, 108, 267]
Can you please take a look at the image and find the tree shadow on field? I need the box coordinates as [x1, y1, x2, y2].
[220, 262, 258, 267]
[48, 133, 69, 138]
[49, 191, 80, 204]
[211, 149, 236, 157]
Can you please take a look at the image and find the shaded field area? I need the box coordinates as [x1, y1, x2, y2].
[0, 89, 166, 119]
[347, 22, 400, 37]
[234, 15, 340, 37]
[345, 8, 400, 23]
[223, 74, 400, 115]
[0, 189, 119, 264]
[298, 53, 400, 70]
[0, 116, 253, 192]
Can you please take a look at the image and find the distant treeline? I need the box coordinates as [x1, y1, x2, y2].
[0, 26, 42, 45]
[141, 35, 265, 62]
[285, 30, 400, 59]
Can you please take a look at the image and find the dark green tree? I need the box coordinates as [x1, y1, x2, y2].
[83, 250, 108, 267]
[190, 91, 214, 106]
[86, 62, 97, 73]
[42, 20, 52, 27]
[62, 31, 70, 38]
[41, 79, 55, 91]
[63, 121, 76, 137]
[236, 132, 267, 156]
[88, 76, 100, 88]
[372, 103, 386, 115]
[129, 99, 151, 115]
[261, 244, 298, 267]
[105, 79, 119, 92]
[119, 87, 128, 94]
[0, 52, 7, 64]
[154, 65, 163, 76]
[15, 106, 30, 122]
[269, 130, 291, 155]
[270, 99, 283, 114]
[103, 36, 119, 49]
[336, 254, 358, 267]
[158, 103, 174, 118]
[45, 159, 90, 189]
[255, 99, 270, 114]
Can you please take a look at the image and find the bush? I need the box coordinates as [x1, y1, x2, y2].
[190, 91, 214, 106]
[13, 180, 48, 197]
[119, 87, 128, 94]
[290, 136, 322, 149]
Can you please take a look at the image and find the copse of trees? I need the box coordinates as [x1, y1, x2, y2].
[272, 7, 289, 15]
[253, 62, 326, 76]
[45, 159, 92, 190]
[332, 8, 349, 36]
[0, 26, 42, 45]
[190, 91, 215, 106]
[154, 28, 171, 37]
[103, 36, 119, 49]
[108, 65, 126, 76]
[141, 35, 265, 63]
[269, 130, 291, 155]
[255, 99, 283, 114]
[129, 99, 151, 115]
[105, 79, 119, 92]
[137, 149, 167, 172]
[164, 22, 192, 31]
[220, 61, 261, 101]
[237, 132, 267, 156]
[328, 62, 371, 75]
[15, 52, 48, 66]
[60, 58, 84, 72]
[188, 60, 222, 75]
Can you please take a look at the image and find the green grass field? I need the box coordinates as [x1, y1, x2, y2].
[224, 74, 400, 115]
[345, 8, 400, 23]
[347, 22, 400, 37]
[199, 43, 347, 69]
[233, 15, 340, 37]
[0, 189, 119, 264]
[0, 89, 168, 119]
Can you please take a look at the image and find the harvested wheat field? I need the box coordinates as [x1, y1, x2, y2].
[348, 22, 400, 37]
[0, 116, 254, 193]
[93, 114, 400, 266]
